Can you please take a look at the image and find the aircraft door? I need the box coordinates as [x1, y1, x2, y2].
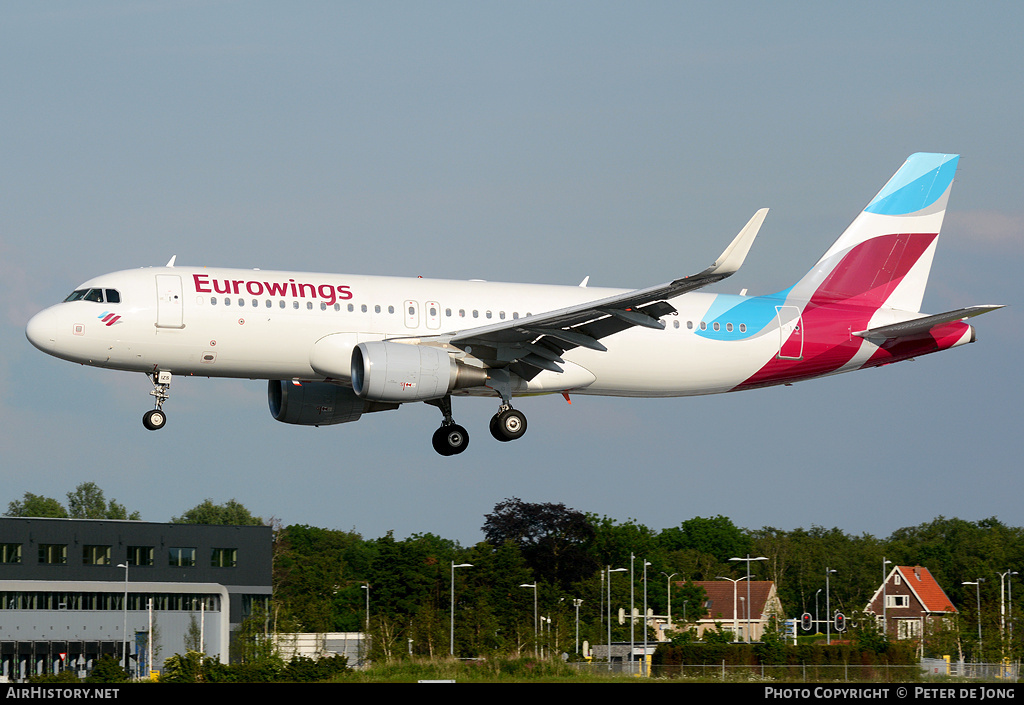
[156, 275, 185, 329]
[776, 306, 803, 360]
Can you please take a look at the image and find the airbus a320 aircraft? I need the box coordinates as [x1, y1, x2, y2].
[27, 153, 1001, 456]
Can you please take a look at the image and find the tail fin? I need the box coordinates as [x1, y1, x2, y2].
[788, 153, 959, 312]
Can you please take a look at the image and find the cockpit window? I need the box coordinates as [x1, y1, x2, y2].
[63, 288, 120, 303]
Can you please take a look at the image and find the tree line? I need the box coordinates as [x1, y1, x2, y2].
[5, 487, 1022, 662]
[270, 498, 1024, 662]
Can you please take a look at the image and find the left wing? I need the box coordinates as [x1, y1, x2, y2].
[435, 209, 768, 379]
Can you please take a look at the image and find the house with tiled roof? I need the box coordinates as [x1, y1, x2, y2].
[679, 580, 784, 642]
[864, 565, 957, 640]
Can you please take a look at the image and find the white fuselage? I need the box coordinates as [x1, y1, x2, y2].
[28, 265, 789, 399]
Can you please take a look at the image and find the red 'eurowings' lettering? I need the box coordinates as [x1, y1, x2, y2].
[192, 274, 353, 304]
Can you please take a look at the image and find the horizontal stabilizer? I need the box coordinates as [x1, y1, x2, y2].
[853, 305, 1003, 340]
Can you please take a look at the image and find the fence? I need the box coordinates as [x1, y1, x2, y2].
[569, 660, 1020, 682]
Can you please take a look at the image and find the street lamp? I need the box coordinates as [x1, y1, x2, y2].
[520, 583, 538, 655]
[826, 568, 837, 645]
[815, 588, 822, 635]
[449, 562, 472, 656]
[882, 558, 892, 638]
[607, 567, 626, 670]
[642, 559, 651, 676]
[730, 555, 767, 642]
[999, 571, 1017, 645]
[116, 563, 129, 677]
[360, 583, 370, 666]
[573, 599, 583, 655]
[661, 573, 678, 629]
[716, 575, 750, 640]
[630, 554, 635, 675]
[963, 579, 984, 655]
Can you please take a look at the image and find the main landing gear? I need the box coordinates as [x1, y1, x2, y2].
[489, 405, 527, 442]
[143, 371, 172, 431]
[427, 394, 529, 456]
[428, 396, 470, 456]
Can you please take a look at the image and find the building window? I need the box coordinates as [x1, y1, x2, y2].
[211, 548, 237, 568]
[0, 544, 21, 564]
[886, 595, 910, 608]
[39, 544, 67, 565]
[168, 547, 196, 567]
[83, 545, 111, 566]
[897, 619, 921, 640]
[127, 546, 154, 567]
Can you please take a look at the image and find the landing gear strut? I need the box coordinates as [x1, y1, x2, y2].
[486, 368, 528, 443]
[143, 371, 171, 431]
[427, 395, 469, 456]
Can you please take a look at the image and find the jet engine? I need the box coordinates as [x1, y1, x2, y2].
[268, 380, 394, 426]
[351, 341, 488, 403]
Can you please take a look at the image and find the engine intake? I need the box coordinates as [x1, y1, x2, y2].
[269, 380, 376, 426]
[351, 341, 488, 402]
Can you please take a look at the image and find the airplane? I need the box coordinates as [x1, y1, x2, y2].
[26, 153, 1001, 456]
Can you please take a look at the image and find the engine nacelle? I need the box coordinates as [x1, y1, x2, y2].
[351, 341, 488, 402]
[268, 380, 368, 426]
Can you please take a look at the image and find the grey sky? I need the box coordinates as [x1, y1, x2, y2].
[3, 2, 1021, 545]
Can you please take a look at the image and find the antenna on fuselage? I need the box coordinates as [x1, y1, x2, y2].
[165, 255, 177, 267]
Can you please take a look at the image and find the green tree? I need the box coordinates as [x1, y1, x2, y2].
[274, 524, 367, 632]
[66, 482, 140, 520]
[483, 497, 597, 589]
[5, 492, 68, 518]
[659, 515, 752, 564]
[172, 498, 263, 525]
[85, 655, 128, 683]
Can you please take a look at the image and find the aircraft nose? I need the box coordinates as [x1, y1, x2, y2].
[26, 307, 58, 353]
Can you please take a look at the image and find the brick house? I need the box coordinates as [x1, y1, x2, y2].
[864, 565, 957, 640]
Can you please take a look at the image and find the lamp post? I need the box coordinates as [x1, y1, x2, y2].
[815, 589, 822, 635]
[1010, 573, 1017, 645]
[573, 599, 583, 655]
[520, 583, 538, 656]
[999, 571, 1017, 646]
[642, 559, 651, 676]
[116, 563, 129, 677]
[716, 575, 750, 640]
[730, 555, 767, 641]
[607, 566, 626, 670]
[826, 568, 837, 645]
[661, 573, 678, 629]
[882, 558, 892, 638]
[360, 583, 370, 665]
[630, 554, 635, 675]
[963, 579, 984, 656]
[449, 562, 472, 656]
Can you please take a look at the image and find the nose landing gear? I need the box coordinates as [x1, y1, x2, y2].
[143, 371, 172, 430]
